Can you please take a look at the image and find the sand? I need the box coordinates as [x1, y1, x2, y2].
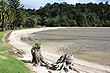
[8, 27, 110, 73]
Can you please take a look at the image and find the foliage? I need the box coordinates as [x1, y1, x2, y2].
[7, 0, 25, 28]
[0, 0, 8, 31]
[25, 17, 35, 27]
[36, 38, 42, 41]
[1, 1, 110, 30]
[32, 38, 42, 49]
[68, 20, 77, 26]
[105, 20, 110, 27]
[0, 0, 27, 30]
[36, 2, 110, 27]
[32, 43, 41, 49]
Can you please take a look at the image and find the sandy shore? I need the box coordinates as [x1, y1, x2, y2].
[8, 27, 110, 73]
[24, 27, 110, 66]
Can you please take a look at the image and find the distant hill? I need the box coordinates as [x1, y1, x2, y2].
[26, 2, 110, 27]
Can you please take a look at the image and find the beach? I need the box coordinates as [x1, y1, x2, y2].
[22, 27, 110, 66]
[8, 27, 110, 73]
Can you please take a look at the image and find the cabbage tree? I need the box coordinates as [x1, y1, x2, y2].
[0, 0, 7, 31]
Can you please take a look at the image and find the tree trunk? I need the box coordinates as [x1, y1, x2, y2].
[31, 48, 79, 73]
[2, 14, 5, 31]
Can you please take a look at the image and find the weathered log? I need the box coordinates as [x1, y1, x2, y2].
[31, 47, 79, 73]
[50, 54, 79, 72]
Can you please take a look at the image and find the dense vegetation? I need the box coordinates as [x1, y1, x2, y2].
[0, 0, 110, 31]
[36, 2, 110, 27]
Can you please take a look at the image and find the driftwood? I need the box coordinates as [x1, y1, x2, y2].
[31, 47, 79, 73]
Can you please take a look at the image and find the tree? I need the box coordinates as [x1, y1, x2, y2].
[44, 18, 52, 26]
[7, 0, 24, 29]
[15, 9, 26, 28]
[107, 11, 110, 20]
[68, 20, 77, 27]
[35, 2, 110, 27]
[25, 16, 36, 28]
[105, 20, 110, 27]
[6, 9, 15, 29]
[60, 15, 69, 26]
[52, 16, 60, 27]
[0, 0, 7, 31]
[77, 13, 86, 26]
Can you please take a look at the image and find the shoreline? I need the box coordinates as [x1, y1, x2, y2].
[7, 27, 110, 73]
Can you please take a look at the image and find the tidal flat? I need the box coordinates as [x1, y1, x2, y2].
[22, 27, 110, 66]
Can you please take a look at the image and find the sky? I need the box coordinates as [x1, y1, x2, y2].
[20, 0, 110, 10]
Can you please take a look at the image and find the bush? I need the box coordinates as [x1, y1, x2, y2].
[25, 18, 35, 27]
[105, 20, 110, 27]
[69, 20, 77, 27]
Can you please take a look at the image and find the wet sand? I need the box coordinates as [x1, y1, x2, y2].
[22, 27, 110, 66]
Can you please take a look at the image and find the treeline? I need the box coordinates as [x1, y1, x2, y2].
[0, 0, 25, 31]
[0, 0, 39, 31]
[0, 0, 110, 31]
[36, 2, 110, 27]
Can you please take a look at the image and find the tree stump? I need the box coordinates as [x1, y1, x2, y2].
[31, 47, 79, 73]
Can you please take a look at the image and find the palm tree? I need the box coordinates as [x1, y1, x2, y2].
[0, 0, 7, 31]
[0, 6, 2, 22]
[6, 9, 15, 29]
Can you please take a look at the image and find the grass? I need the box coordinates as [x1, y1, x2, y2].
[0, 28, 26, 43]
[0, 53, 31, 73]
[0, 44, 13, 52]
[0, 31, 7, 43]
[0, 29, 31, 73]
